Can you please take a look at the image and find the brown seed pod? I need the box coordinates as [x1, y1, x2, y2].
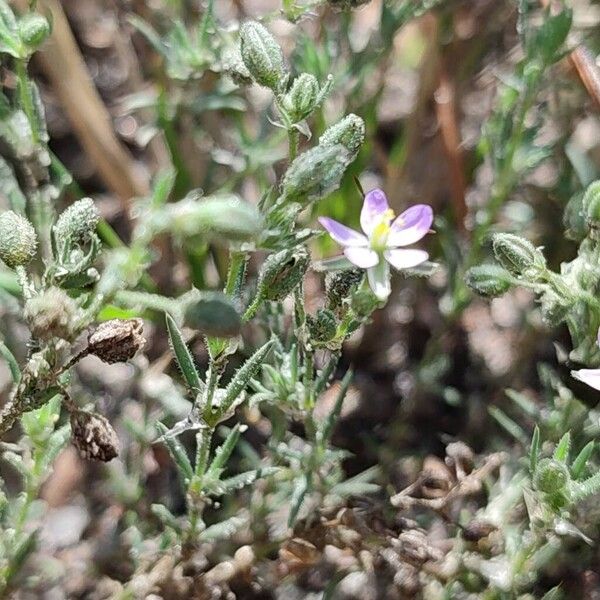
[70, 410, 119, 462]
[87, 318, 145, 364]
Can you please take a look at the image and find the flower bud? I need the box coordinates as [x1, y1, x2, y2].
[319, 114, 365, 154]
[306, 309, 337, 343]
[54, 198, 100, 244]
[0, 211, 38, 269]
[465, 265, 512, 297]
[492, 233, 546, 278]
[257, 246, 310, 302]
[280, 144, 352, 205]
[282, 74, 319, 122]
[185, 292, 242, 338]
[325, 268, 363, 311]
[533, 458, 570, 494]
[87, 318, 145, 364]
[18, 13, 51, 48]
[169, 194, 263, 244]
[539, 290, 570, 327]
[24, 287, 80, 341]
[239, 21, 285, 89]
[70, 410, 119, 462]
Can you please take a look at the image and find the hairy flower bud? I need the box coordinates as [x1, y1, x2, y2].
[24, 287, 80, 341]
[169, 194, 263, 244]
[185, 292, 242, 338]
[239, 21, 285, 89]
[54, 198, 100, 244]
[0, 211, 38, 269]
[281, 144, 352, 205]
[465, 265, 512, 297]
[306, 309, 337, 343]
[70, 410, 119, 462]
[533, 458, 570, 494]
[18, 13, 50, 48]
[325, 268, 363, 311]
[257, 246, 310, 302]
[319, 114, 365, 154]
[283, 73, 319, 122]
[539, 290, 570, 327]
[492, 233, 546, 279]
[87, 319, 145, 364]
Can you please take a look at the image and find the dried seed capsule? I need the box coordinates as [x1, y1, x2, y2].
[24, 287, 80, 341]
[54, 198, 100, 244]
[465, 264, 512, 297]
[492, 233, 546, 278]
[256, 246, 310, 302]
[239, 21, 285, 89]
[87, 318, 145, 364]
[70, 410, 119, 462]
[319, 114, 365, 154]
[0, 211, 38, 269]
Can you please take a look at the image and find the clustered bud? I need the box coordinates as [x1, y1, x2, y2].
[24, 287, 80, 341]
[239, 21, 285, 89]
[257, 246, 310, 302]
[87, 319, 145, 364]
[282, 73, 319, 123]
[70, 410, 119, 462]
[54, 198, 100, 244]
[0, 211, 38, 269]
[319, 114, 366, 155]
[492, 233, 546, 279]
[185, 292, 242, 338]
[280, 144, 352, 205]
[18, 13, 51, 48]
[465, 265, 512, 298]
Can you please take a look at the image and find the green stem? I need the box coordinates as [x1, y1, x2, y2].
[288, 128, 300, 162]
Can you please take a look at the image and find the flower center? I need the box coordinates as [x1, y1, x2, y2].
[370, 209, 396, 252]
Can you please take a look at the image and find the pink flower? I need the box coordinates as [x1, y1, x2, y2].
[318, 189, 433, 300]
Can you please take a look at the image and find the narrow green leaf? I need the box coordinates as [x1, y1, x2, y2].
[151, 503, 182, 533]
[0, 339, 19, 383]
[288, 474, 310, 528]
[530, 425, 541, 474]
[571, 442, 594, 480]
[489, 406, 528, 445]
[319, 369, 353, 443]
[206, 423, 242, 480]
[166, 313, 203, 394]
[156, 422, 194, 484]
[199, 514, 246, 542]
[210, 466, 279, 495]
[553, 432, 571, 463]
[218, 340, 275, 417]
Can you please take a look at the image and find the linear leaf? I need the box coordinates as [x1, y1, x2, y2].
[571, 442, 594, 480]
[553, 432, 571, 463]
[166, 313, 204, 394]
[219, 340, 275, 416]
[156, 422, 193, 484]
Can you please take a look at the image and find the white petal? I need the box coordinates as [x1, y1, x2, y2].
[384, 249, 428, 271]
[367, 261, 391, 300]
[343, 247, 379, 268]
[572, 369, 600, 391]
